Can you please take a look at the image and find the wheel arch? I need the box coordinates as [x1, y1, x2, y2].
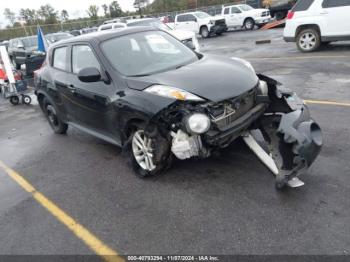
[199, 25, 208, 33]
[295, 24, 321, 38]
[243, 17, 254, 24]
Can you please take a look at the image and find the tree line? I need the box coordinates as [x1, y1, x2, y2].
[2, 1, 129, 29]
[2, 0, 263, 30]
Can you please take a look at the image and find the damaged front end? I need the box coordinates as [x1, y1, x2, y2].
[146, 74, 322, 189]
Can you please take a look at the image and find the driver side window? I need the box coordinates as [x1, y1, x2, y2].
[72, 45, 100, 74]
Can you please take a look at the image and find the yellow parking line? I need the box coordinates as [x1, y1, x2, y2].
[0, 161, 124, 262]
[304, 99, 350, 107]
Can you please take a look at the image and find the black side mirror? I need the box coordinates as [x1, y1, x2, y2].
[78, 67, 101, 83]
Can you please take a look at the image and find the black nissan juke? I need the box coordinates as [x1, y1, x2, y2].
[34, 27, 322, 189]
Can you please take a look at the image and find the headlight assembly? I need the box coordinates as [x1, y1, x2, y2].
[186, 113, 211, 134]
[144, 85, 204, 101]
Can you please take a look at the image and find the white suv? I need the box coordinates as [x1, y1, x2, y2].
[173, 12, 227, 38]
[284, 0, 350, 52]
[221, 4, 272, 30]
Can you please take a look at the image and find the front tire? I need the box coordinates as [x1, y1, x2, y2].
[244, 18, 255, 30]
[127, 123, 171, 178]
[296, 28, 321, 52]
[200, 26, 210, 38]
[43, 98, 68, 134]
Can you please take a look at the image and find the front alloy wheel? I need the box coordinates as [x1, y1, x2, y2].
[132, 130, 156, 173]
[297, 29, 321, 52]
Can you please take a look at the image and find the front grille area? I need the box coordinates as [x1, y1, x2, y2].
[215, 19, 226, 26]
[261, 11, 270, 17]
[208, 88, 257, 131]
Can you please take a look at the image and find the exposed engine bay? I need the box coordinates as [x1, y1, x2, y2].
[145, 74, 322, 189]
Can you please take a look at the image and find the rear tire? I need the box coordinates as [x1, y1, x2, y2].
[296, 28, 321, 52]
[43, 98, 68, 134]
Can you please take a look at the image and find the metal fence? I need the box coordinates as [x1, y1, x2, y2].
[0, 0, 261, 41]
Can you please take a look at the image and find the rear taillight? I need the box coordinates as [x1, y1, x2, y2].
[287, 11, 295, 20]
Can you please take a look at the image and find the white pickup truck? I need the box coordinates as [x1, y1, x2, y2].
[171, 12, 227, 38]
[221, 4, 272, 30]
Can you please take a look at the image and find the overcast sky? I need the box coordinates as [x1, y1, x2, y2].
[0, 0, 140, 28]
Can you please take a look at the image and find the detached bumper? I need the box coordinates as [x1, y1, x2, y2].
[254, 75, 323, 188]
[209, 25, 227, 34]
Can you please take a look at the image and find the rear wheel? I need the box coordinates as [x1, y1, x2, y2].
[44, 98, 68, 134]
[296, 28, 321, 52]
[200, 26, 210, 38]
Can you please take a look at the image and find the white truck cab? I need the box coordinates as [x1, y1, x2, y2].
[221, 4, 272, 30]
[284, 0, 350, 52]
[174, 12, 227, 38]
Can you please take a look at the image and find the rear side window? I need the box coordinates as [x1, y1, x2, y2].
[72, 45, 100, 74]
[52, 46, 67, 71]
[292, 0, 315, 11]
[322, 0, 350, 8]
[101, 25, 112, 31]
[177, 15, 186, 22]
[224, 7, 230, 14]
[231, 7, 242, 13]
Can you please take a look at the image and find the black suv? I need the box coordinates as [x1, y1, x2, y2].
[34, 27, 322, 189]
[8, 36, 38, 69]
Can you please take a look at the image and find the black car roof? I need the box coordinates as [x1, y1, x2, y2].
[51, 26, 158, 47]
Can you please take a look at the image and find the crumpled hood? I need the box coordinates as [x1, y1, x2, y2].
[126, 55, 259, 103]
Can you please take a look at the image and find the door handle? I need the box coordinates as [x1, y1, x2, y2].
[67, 84, 76, 93]
[320, 11, 328, 15]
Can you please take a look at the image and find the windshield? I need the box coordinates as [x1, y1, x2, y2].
[194, 12, 211, 19]
[101, 31, 198, 76]
[46, 33, 73, 43]
[128, 19, 171, 31]
[21, 37, 37, 47]
[240, 5, 254, 11]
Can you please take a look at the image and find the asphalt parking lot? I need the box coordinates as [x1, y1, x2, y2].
[0, 28, 350, 258]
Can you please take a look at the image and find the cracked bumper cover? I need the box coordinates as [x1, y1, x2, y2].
[258, 75, 323, 182]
